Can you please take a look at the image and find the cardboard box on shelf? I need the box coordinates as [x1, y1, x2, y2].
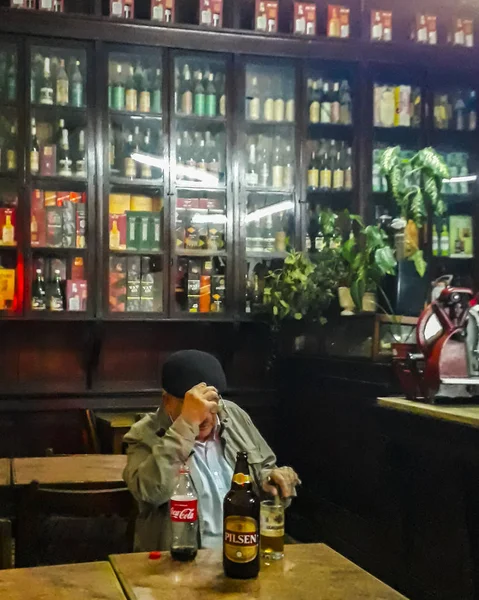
[110, 0, 134, 18]
[255, 0, 278, 33]
[71, 256, 85, 280]
[44, 191, 57, 207]
[126, 256, 141, 312]
[40, 146, 56, 176]
[151, 214, 162, 250]
[0, 268, 15, 310]
[139, 214, 151, 251]
[449, 215, 474, 258]
[293, 2, 316, 36]
[199, 0, 223, 27]
[131, 195, 153, 212]
[45, 206, 63, 247]
[109, 256, 127, 312]
[31, 190, 45, 247]
[140, 256, 155, 312]
[211, 274, 226, 312]
[10, 0, 35, 9]
[0, 207, 16, 246]
[62, 201, 76, 248]
[126, 212, 140, 251]
[151, 0, 175, 22]
[188, 278, 201, 295]
[177, 197, 199, 210]
[188, 296, 200, 313]
[109, 193, 131, 215]
[109, 213, 127, 250]
[66, 280, 87, 311]
[327, 5, 349, 38]
[199, 275, 211, 312]
[76, 203, 87, 249]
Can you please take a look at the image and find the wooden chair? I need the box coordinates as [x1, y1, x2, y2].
[0, 519, 13, 569]
[16, 482, 137, 568]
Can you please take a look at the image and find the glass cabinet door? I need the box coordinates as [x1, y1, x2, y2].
[0, 44, 19, 315]
[242, 60, 296, 314]
[106, 49, 165, 315]
[172, 53, 229, 316]
[28, 43, 90, 315]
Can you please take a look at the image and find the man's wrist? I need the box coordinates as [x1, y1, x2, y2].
[172, 414, 199, 441]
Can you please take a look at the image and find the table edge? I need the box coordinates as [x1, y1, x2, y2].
[377, 397, 479, 429]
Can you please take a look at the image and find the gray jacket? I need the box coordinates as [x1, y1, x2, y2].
[123, 399, 277, 551]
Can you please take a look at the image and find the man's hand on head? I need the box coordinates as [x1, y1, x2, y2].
[181, 382, 220, 427]
[262, 467, 301, 499]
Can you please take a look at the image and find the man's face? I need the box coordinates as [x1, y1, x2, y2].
[163, 392, 216, 442]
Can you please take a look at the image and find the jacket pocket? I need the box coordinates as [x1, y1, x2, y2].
[246, 449, 265, 487]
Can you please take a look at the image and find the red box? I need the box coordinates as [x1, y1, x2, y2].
[199, 0, 222, 27]
[293, 2, 316, 36]
[109, 213, 127, 250]
[382, 11, 392, 41]
[40, 146, 56, 177]
[199, 275, 211, 313]
[177, 198, 199, 210]
[56, 191, 70, 207]
[109, 256, 127, 312]
[328, 5, 349, 38]
[0, 208, 16, 246]
[151, 0, 175, 22]
[39, 0, 64, 11]
[71, 256, 85, 280]
[31, 190, 46, 247]
[255, 0, 278, 33]
[67, 280, 87, 312]
[111, 0, 134, 18]
[371, 9, 392, 41]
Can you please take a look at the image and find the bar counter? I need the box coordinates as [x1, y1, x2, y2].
[378, 396, 479, 428]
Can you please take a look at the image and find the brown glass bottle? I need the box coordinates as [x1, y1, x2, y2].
[223, 451, 260, 579]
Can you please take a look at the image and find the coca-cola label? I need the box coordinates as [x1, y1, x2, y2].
[170, 499, 198, 523]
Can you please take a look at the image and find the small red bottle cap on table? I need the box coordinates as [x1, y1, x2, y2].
[149, 551, 162, 560]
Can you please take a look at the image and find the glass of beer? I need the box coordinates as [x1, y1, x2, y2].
[260, 500, 284, 560]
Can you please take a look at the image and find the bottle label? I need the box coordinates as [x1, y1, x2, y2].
[124, 157, 136, 179]
[32, 297, 46, 310]
[50, 296, 64, 311]
[7, 150, 16, 171]
[283, 166, 294, 189]
[224, 516, 258, 563]
[263, 98, 274, 121]
[56, 81, 69, 105]
[307, 168, 319, 189]
[139, 91, 151, 113]
[58, 158, 72, 177]
[249, 97, 260, 120]
[321, 102, 331, 123]
[141, 164, 152, 179]
[219, 94, 226, 117]
[76, 159, 87, 177]
[333, 170, 344, 190]
[182, 91, 193, 115]
[125, 89, 138, 111]
[272, 166, 284, 189]
[320, 169, 332, 189]
[309, 102, 320, 123]
[285, 99, 295, 122]
[112, 87, 125, 110]
[205, 94, 217, 117]
[31, 151, 39, 174]
[232, 473, 251, 486]
[331, 102, 340, 123]
[344, 169, 353, 190]
[273, 99, 285, 122]
[194, 93, 205, 116]
[246, 172, 259, 186]
[40, 86, 53, 105]
[152, 90, 162, 114]
[170, 499, 198, 523]
[70, 83, 83, 108]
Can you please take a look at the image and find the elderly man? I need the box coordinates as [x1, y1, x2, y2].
[123, 349, 300, 551]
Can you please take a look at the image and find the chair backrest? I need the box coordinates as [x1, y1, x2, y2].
[16, 482, 137, 568]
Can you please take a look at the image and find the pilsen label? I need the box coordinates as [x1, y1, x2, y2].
[224, 516, 259, 563]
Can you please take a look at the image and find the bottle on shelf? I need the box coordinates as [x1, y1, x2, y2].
[307, 150, 319, 190]
[339, 80, 352, 125]
[432, 224, 439, 256]
[454, 92, 466, 131]
[246, 141, 258, 187]
[6, 56, 16, 102]
[248, 75, 261, 121]
[32, 268, 46, 311]
[283, 143, 294, 189]
[50, 270, 64, 311]
[194, 70, 206, 117]
[468, 91, 477, 131]
[344, 147, 353, 190]
[58, 127, 72, 177]
[180, 64, 193, 115]
[258, 140, 270, 187]
[332, 148, 344, 191]
[2, 214, 14, 245]
[440, 223, 449, 257]
[273, 78, 285, 122]
[320, 82, 332, 124]
[215, 71, 226, 117]
[271, 136, 284, 189]
[56, 59, 69, 106]
[151, 68, 162, 114]
[75, 129, 87, 178]
[125, 65, 138, 112]
[285, 84, 295, 122]
[434, 94, 450, 129]
[263, 77, 274, 122]
[331, 82, 340, 124]
[71, 60, 84, 107]
[262, 214, 275, 252]
[112, 64, 125, 110]
[124, 132, 136, 179]
[110, 218, 121, 249]
[30, 117, 40, 175]
[319, 148, 332, 190]
[40, 57, 54, 105]
[138, 68, 151, 113]
[205, 71, 217, 117]
[309, 80, 320, 124]
[139, 128, 153, 179]
[6, 124, 16, 172]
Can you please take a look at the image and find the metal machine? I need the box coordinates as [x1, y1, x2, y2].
[394, 284, 479, 403]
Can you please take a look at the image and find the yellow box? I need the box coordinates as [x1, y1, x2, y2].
[109, 194, 131, 215]
[0, 268, 15, 310]
[131, 195, 153, 212]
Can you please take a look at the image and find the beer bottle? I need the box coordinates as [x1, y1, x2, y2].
[223, 451, 260, 579]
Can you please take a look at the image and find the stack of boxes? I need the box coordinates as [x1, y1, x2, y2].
[0, 267, 15, 310]
[109, 255, 163, 312]
[109, 193, 162, 252]
[180, 258, 226, 313]
[176, 196, 225, 251]
[31, 190, 86, 249]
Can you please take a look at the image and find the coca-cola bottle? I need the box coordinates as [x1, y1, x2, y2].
[169, 464, 198, 561]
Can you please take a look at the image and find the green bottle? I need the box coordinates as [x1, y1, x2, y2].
[194, 70, 205, 117]
[70, 60, 84, 107]
[205, 71, 217, 117]
[151, 68, 162, 114]
[112, 64, 125, 111]
[440, 224, 449, 257]
[6, 58, 16, 102]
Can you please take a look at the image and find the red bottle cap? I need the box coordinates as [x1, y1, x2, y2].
[149, 551, 161, 560]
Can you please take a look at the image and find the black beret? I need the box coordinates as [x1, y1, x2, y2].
[162, 350, 227, 398]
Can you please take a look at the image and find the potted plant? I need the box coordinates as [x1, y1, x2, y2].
[380, 146, 450, 276]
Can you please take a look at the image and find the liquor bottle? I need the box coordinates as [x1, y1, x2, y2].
[75, 129, 87, 178]
[2, 214, 14, 245]
[0, 53, 7, 98]
[319, 149, 332, 190]
[263, 78, 274, 121]
[139, 68, 151, 113]
[320, 82, 332, 123]
[273, 78, 285, 122]
[139, 129, 153, 179]
[435, 94, 449, 129]
[125, 66, 138, 111]
[432, 224, 439, 256]
[6, 125, 16, 172]
[331, 82, 340, 124]
[32, 268, 46, 310]
[30, 118, 40, 175]
[215, 71, 226, 117]
[6, 57, 16, 102]
[124, 132, 136, 178]
[56, 59, 69, 106]
[134, 62, 143, 91]
[112, 64, 125, 110]
[40, 57, 54, 105]
[307, 150, 319, 190]
[223, 451, 260, 580]
[258, 141, 270, 187]
[372, 149, 382, 192]
[274, 211, 287, 252]
[285, 85, 295, 122]
[283, 143, 294, 189]
[271, 136, 284, 189]
[180, 64, 193, 115]
[339, 80, 352, 125]
[454, 93, 466, 131]
[344, 147, 353, 190]
[246, 142, 258, 186]
[263, 214, 275, 252]
[332, 149, 344, 190]
[205, 72, 217, 117]
[151, 68, 162, 113]
[108, 65, 114, 109]
[110, 218, 121, 250]
[70, 60, 84, 107]
[194, 70, 206, 117]
[196, 136, 207, 171]
[50, 270, 64, 311]
[440, 223, 449, 257]
[248, 76, 260, 121]
[58, 128, 72, 177]
[309, 80, 320, 124]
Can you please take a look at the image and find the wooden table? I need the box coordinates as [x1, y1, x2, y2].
[110, 543, 407, 600]
[0, 561, 126, 600]
[96, 412, 141, 454]
[0, 459, 11, 487]
[378, 396, 479, 429]
[12, 454, 127, 488]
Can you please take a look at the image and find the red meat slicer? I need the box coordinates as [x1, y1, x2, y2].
[394, 283, 479, 403]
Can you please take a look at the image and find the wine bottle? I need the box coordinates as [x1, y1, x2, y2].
[71, 60, 84, 108]
[56, 58, 69, 106]
[75, 129, 87, 178]
[194, 70, 205, 117]
[307, 150, 319, 190]
[151, 68, 162, 114]
[140, 129, 153, 179]
[180, 64, 193, 115]
[248, 76, 260, 121]
[205, 71, 217, 117]
[6, 124, 16, 172]
[124, 132, 136, 179]
[30, 118, 40, 175]
[39, 57, 54, 105]
[112, 64, 125, 110]
[125, 65, 138, 112]
[57, 128, 72, 177]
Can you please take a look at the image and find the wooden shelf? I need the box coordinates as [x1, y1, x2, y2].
[176, 249, 227, 257]
[31, 246, 87, 254]
[175, 114, 225, 125]
[110, 176, 164, 189]
[109, 109, 162, 119]
[32, 175, 88, 187]
[109, 249, 163, 256]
